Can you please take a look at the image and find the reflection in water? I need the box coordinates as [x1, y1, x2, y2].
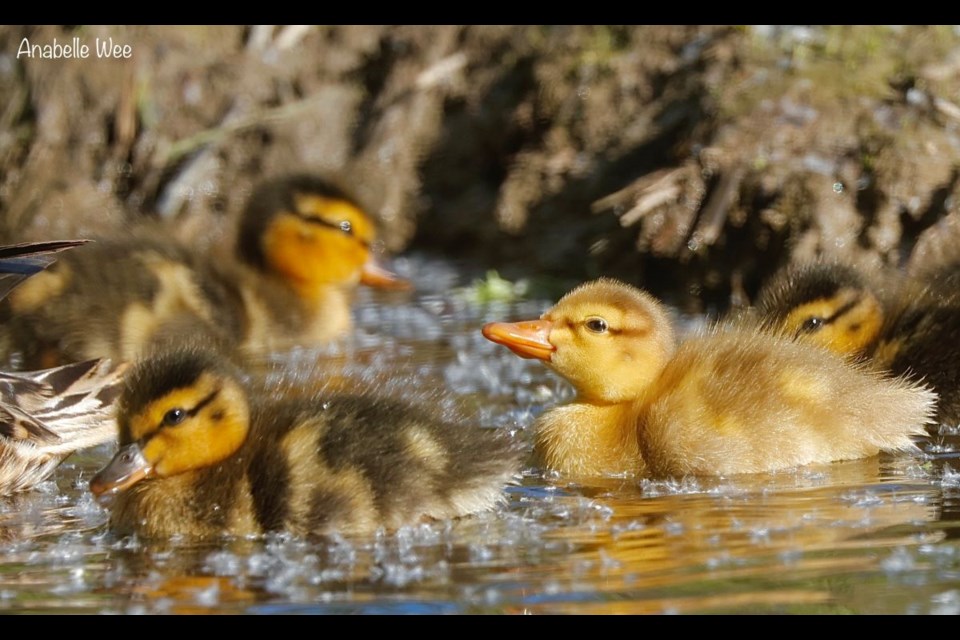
[515, 457, 941, 613]
[1, 255, 959, 614]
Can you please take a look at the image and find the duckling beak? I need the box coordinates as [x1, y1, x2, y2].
[360, 259, 412, 291]
[482, 320, 555, 361]
[90, 442, 153, 498]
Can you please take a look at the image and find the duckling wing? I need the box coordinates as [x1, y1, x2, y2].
[0, 240, 88, 302]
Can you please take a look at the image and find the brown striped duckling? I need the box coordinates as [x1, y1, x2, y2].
[0, 174, 409, 370]
[89, 347, 521, 539]
[0, 240, 126, 495]
[754, 260, 960, 425]
[482, 277, 935, 478]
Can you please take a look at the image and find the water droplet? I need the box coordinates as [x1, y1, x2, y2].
[322, 401, 331, 410]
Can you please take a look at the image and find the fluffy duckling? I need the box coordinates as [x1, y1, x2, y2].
[482, 278, 935, 478]
[89, 347, 521, 539]
[0, 174, 409, 370]
[754, 261, 960, 425]
[0, 240, 126, 495]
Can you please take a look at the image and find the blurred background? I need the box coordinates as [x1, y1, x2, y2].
[3, 25, 960, 313]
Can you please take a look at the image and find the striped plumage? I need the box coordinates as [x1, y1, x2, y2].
[0, 175, 409, 370]
[0, 358, 125, 494]
[754, 260, 960, 426]
[91, 347, 522, 539]
[0, 240, 126, 495]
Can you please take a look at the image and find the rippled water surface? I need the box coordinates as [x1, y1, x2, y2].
[3, 254, 960, 614]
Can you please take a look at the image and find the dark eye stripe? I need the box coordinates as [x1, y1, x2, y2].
[794, 296, 862, 338]
[152, 389, 221, 435]
[187, 388, 220, 418]
[826, 297, 861, 324]
[294, 213, 371, 249]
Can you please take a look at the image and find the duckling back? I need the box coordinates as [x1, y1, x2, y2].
[244, 392, 522, 535]
[875, 285, 960, 426]
[640, 327, 936, 476]
[0, 238, 241, 369]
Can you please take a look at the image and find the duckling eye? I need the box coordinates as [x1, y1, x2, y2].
[585, 317, 608, 333]
[799, 317, 824, 334]
[162, 408, 187, 426]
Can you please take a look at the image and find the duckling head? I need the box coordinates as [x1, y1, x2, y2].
[754, 262, 884, 357]
[90, 348, 250, 497]
[483, 278, 676, 403]
[237, 175, 409, 299]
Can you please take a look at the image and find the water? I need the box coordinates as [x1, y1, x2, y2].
[2, 253, 959, 614]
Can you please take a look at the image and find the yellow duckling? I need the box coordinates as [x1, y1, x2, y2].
[89, 347, 521, 539]
[0, 174, 409, 370]
[0, 240, 126, 495]
[754, 261, 960, 425]
[482, 277, 935, 478]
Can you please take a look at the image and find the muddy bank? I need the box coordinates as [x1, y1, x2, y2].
[2, 25, 959, 312]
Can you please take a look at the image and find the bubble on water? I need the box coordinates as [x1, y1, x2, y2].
[663, 521, 685, 536]
[468, 544, 494, 563]
[749, 528, 772, 544]
[207, 551, 242, 575]
[941, 465, 960, 487]
[930, 589, 960, 615]
[881, 547, 917, 573]
[705, 550, 733, 569]
[193, 581, 222, 607]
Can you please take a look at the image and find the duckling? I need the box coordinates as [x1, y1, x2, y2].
[0, 240, 126, 495]
[89, 347, 521, 539]
[754, 261, 960, 425]
[482, 277, 935, 478]
[0, 174, 410, 370]
[752, 262, 890, 356]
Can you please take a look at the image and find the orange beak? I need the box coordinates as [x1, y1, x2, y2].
[90, 442, 153, 498]
[360, 259, 412, 291]
[482, 319, 555, 361]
